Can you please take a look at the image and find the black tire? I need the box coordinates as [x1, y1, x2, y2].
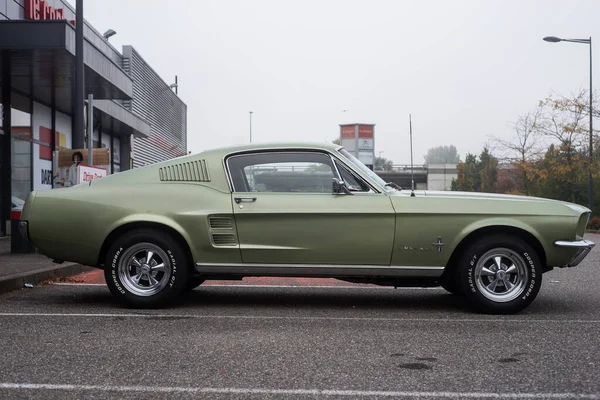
[104, 228, 190, 308]
[440, 268, 459, 295]
[455, 234, 542, 314]
[186, 277, 205, 291]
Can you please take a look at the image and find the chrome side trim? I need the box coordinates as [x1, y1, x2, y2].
[554, 239, 595, 267]
[195, 263, 444, 278]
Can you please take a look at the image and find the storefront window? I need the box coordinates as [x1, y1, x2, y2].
[11, 107, 32, 209]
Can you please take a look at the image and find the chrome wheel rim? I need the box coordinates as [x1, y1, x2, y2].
[117, 243, 172, 297]
[475, 248, 529, 302]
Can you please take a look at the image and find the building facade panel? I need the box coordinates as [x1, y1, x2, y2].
[121, 46, 187, 168]
[6, 0, 24, 19]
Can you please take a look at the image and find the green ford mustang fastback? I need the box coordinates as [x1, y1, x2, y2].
[18, 142, 595, 314]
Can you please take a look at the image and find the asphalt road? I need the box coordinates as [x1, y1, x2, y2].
[0, 234, 599, 399]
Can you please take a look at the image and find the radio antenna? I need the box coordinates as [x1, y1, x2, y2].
[409, 114, 415, 197]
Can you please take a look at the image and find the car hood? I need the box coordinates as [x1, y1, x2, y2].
[387, 189, 590, 217]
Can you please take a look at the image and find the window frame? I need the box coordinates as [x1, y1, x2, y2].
[224, 148, 382, 195]
[226, 150, 339, 194]
[332, 158, 374, 194]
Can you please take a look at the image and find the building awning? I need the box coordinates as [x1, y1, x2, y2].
[0, 20, 133, 113]
[93, 100, 150, 138]
[0, 20, 149, 139]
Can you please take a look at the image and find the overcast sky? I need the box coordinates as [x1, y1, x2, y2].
[76, 0, 600, 165]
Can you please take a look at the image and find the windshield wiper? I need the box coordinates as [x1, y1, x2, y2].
[385, 182, 402, 190]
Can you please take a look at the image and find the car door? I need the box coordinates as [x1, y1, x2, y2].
[226, 150, 395, 265]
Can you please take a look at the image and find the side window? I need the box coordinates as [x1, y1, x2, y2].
[335, 160, 371, 192]
[228, 152, 336, 193]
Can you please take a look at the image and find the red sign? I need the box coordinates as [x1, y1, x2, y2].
[358, 125, 374, 138]
[340, 126, 355, 139]
[26, 0, 65, 21]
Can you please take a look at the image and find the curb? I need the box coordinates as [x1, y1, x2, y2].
[0, 263, 96, 295]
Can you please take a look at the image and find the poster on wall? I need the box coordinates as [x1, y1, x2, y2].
[53, 148, 111, 188]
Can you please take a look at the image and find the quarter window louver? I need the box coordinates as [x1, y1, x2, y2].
[159, 160, 211, 182]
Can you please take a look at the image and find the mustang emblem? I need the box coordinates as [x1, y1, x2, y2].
[433, 236, 445, 252]
[399, 237, 444, 252]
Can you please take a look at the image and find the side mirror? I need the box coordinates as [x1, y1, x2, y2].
[332, 178, 353, 195]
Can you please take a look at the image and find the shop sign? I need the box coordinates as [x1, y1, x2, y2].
[78, 165, 107, 183]
[41, 169, 52, 185]
[358, 138, 374, 150]
[53, 148, 111, 188]
[340, 125, 356, 139]
[26, 0, 65, 21]
[358, 125, 374, 138]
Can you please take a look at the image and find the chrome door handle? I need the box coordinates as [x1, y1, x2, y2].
[234, 197, 257, 204]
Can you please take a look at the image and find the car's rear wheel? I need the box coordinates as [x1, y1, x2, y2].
[104, 228, 190, 308]
[455, 234, 542, 314]
[186, 277, 205, 291]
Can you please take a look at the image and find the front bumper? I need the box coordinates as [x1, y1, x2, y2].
[554, 239, 595, 267]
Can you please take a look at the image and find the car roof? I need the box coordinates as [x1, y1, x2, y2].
[195, 141, 342, 158]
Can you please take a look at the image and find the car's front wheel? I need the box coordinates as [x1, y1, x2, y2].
[455, 234, 542, 314]
[104, 228, 190, 308]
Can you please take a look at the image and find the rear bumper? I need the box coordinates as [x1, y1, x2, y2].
[554, 239, 595, 267]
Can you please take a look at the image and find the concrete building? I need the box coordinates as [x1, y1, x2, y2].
[426, 163, 458, 191]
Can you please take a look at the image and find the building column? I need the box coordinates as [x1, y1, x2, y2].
[1, 51, 12, 237]
[110, 131, 114, 174]
[50, 52, 57, 188]
[119, 134, 131, 171]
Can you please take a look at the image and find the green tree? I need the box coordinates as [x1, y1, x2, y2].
[536, 90, 590, 203]
[478, 146, 499, 193]
[375, 156, 393, 171]
[451, 149, 498, 193]
[424, 145, 460, 164]
[452, 153, 479, 191]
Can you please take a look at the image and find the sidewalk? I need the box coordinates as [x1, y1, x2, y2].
[0, 237, 94, 294]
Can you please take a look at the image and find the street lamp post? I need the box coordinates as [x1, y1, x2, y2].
[249, 111, 253, 143]
[544, 35, 594, 214]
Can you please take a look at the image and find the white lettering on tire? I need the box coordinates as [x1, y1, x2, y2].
[111, 247, 126, 294]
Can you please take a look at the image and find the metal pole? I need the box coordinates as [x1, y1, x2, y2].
[73, 0, 85, 149]
[1, 51, 12, 236]
[87, 94, 93, 166]
[249, 111, 253, 142]
[409, 114, 415, 196]
[589, 37, 594, 214]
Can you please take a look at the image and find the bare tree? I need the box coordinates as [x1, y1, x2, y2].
[536, 89, 591, 202]
[538, 89, 589, 149]
[494, 109, 543, 195]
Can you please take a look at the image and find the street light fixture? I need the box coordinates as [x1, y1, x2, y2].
[103, 29, 117, 40]
[544, 35, 594, 214]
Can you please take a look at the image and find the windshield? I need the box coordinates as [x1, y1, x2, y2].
[337, 148, 394, 192]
